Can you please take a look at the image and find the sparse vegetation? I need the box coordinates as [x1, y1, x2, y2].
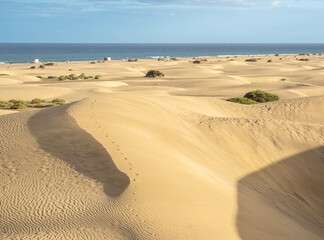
[227, 90, 279, 105]
[48, 76, 57, 79]
[10, 100, 29, 109]
[0, 73, 9, 76]
[30, 66, 36, 69]
[193, 60, 201, 64]
[94, 75, 101, 79]
[128, 59, 138, 62]
[145, 70, 164, 78]
[90, 62, 96, 64]
[0, 101, 13, 107]
[33, 104, 54, 108]
[245, 59, 257, 62]
[275, 54, 279, 56]
[226, 97, 258, 105]
[36, 76, 43, 79]
[243, 90, 279, 103]
[0, 98, 66, 110]
[44, 62, 55, 66]
[39, 65, 45, 69]
[31, 98, 45, 104]
[298, 58, 310, 61]
[52, 98, 66, 105]
[58, 76, 67, 81]
[267, 59, 272, 62]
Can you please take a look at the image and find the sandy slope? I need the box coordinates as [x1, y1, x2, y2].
[0, 55, 323, 239]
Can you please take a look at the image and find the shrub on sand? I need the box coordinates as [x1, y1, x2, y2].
[10, 100, 29, 109]
[58, 76, 67, 81]
[47, 76, 57, 79]
[95, 75, 101, 79]
[31, 98, 45, 104]
[243, 90, 279, 103]
[193, 60, 201, 64]
[145, 70, 164, 78]
[52, 99, 66, 106]
[0, 100, 13, 107]
[245, 59, 257, 62]
[44, 62, 55, 66]
[226, 97, 258, 105]
[33, 104, 54, 108]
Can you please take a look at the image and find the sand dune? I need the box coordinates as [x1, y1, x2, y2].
[0, 55, 323, 239]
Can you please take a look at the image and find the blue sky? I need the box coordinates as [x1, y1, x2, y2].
[0, 0, 323, 43]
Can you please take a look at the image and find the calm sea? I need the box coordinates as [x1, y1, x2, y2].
[1, 43, 324, 63]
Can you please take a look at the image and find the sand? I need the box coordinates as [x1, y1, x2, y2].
[0, 55, 323, 239]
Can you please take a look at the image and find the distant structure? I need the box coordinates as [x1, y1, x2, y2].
[104, 57, 111, 61]
[33, 59, 39, 63]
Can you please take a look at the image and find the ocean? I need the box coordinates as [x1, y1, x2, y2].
[1, 43, 324, 64]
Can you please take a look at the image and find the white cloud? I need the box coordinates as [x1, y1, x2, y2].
[272, 1, 282, 7]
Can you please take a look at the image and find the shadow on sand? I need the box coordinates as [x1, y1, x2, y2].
[28, 104, 130, 197]
[237, 146, 324, 240]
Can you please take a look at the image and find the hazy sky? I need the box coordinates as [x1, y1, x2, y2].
[0, 0, 323, 43]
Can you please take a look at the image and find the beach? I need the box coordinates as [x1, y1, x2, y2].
[0, 55, 323, 239]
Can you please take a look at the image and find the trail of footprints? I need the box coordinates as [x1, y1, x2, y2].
[89, 100, 159, 238]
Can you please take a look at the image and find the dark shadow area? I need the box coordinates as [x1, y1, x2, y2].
[237, 146, 324, 240]
[28, 104, 130, 197]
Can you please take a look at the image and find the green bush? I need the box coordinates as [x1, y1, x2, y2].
[0, 101, 13, 107]
[48, 76, 57, 79]
[245, 59, 257, 62]
[30, 66, 36, 69]
[243, 90, 279, 103]
[58, 76, 67, 81]
[95, 75, 101, 79]
[31, 98, 45, 104]
[9, 99, 17, 103]
[193, 60, 201, 64]
[128, 59, 138, 62]
[10, 100, 28, 109]
[44, 62, 55, 66]
[39, 65, 45, 69]
[226, 97, 258, 105]
[0, 73, 9, 76]
[33, 104, 54, 108]
[52, 98, 66, 105]
[36, 76, 43, 79]
[145, 70, 164, 78]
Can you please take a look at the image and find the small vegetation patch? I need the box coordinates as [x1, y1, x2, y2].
[245, 59, 257, 62]
[94, 75, 101, 79]
[36, 76, 43, 79]
[243, 90, 279, 103]
[0, 101, 13, 107]
[30, 66, 36, 69]
[298, 58, 310, 61]
[145, 70, 164, 78]
[226, 97, 258, 105]
[227, 90, 279, 105]
[39, 65, 45, 69]
[48, 76, 57, 79]
[44, 62, 55, 66]
[10, 100, 29, 109]
[52, 98, 66, 105]
[0, 73, 9, 76]
[193, 60, 201, 64]
[31, 98, 45, 104]
[0, 98, 66, 110]
[267, 59, 272, 63]
[128, 59, 138, 62]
